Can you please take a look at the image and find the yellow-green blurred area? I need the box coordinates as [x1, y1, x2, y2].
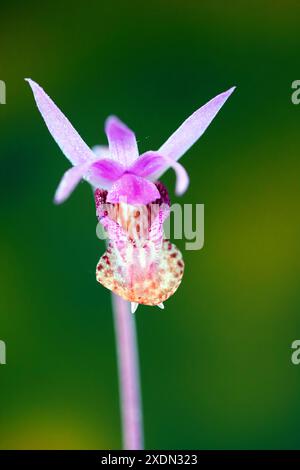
[0, 0, 300, 449]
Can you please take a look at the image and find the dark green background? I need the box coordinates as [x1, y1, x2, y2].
[1, 0, 300, 449]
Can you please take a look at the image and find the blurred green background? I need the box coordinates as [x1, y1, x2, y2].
[0, 0, 300, 450]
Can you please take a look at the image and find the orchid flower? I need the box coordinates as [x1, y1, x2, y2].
[27, 78, 235, 450]
[26, 79, 235, 312]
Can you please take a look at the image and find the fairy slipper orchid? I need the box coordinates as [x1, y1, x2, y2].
[27, 78, 235, 450]
[26, 79, 235, 309]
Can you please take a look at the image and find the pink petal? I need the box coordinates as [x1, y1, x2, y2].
[54, 162, 92, 204]
[155, 86, 236, 179]
[107, 173, 160, 205]
[131, 151, 189, 195]
[129, 152, 166, 177]
[55, 158, 124, 204]
[26, 79, 96, 166]
[105, 116, 139, 166]
[161, 155, 189, 195]
[87, 158, 125, 186]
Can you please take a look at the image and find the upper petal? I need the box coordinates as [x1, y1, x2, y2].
[155, 86, 236, 179]
[105, 116, 139, 166]
[107, 173, 160, 205]
[26, 79, 96, 166]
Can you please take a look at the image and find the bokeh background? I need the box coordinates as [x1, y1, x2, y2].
[0, 0, 300, 450]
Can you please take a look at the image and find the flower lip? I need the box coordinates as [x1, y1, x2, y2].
[94, 181, 170, 220]
[95, 181, 170, 253]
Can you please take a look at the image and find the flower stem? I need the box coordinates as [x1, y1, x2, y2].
[111, 294, 144, 450]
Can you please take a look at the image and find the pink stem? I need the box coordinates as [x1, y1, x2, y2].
[111, 294, 144, 450]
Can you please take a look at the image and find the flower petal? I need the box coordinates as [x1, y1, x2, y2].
[105, 116, 139, 166]
[107, 173, 160, 205]
[54, 162, 92, 204]
[87, 158, 125, 186]
[131, 151, 189, 195]
[129, 152, 166, 177]
[161, 155, 189, 195]
[55, 158, 124, 204]
[26, 79, 96, 166]
[155, 86, 236, 179]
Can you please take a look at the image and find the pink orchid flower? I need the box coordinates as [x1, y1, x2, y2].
[26, 79, 235, 206]
[26, 79, 235, 311]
